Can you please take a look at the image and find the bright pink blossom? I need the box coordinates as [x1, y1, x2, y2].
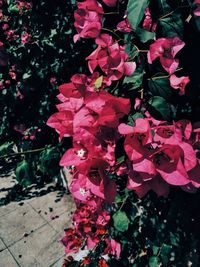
[170, 74, 190, 95]
[86, 34, 136, 82]
[73, 0, 103, 42]
[117, 14, 132, 33]
[118, 118, 152, 161]
[104, 239, 121, 258]
[102, 0, 117, 7]
[143, 7, 157, 32]
[147, 37, 185, 74]
[21, 32, 31, 44]
[194, 0, 200, 16]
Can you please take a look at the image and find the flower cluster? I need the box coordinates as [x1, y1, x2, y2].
[47, 39, 133, 254]
[118, 117, 200, 197]
[48, 0, 200, 264]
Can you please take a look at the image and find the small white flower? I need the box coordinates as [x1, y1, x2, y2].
[79, 188, 87, 196]
[77, 149, 86, 158]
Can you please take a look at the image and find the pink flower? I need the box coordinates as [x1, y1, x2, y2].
[9, 71, 16, 80]
[102, 0, 117, 7]
[127, 174, 169, 198]
[73, 0, 103, 42]
[117, 16, 132, 33]
[47, 110, 74, 140]
[84, 90, 131, 128]
[142, 7, 157, 32]
[2, 24, 9, 31]
[0, 81, 4, 90]
[170, 74, 190, 95]
[86, 34, 136, 82]
[147, 37, 185, 74]
[50, 77, 57, 85]
[21, 32, 31, 45]
[105, 239, 121, 258]
[194, 0, 200, 16]
[118, 118, 152, 161]
[152, 144, 190, 186]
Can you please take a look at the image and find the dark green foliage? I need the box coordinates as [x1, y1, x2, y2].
[0, 0, 86, 187]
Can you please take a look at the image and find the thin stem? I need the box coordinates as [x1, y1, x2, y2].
[104, 12, 119, 15]
[149, 68, 183, 80]
[101, 27, 122, 40]
[159, 5, 190, 20]
[119, 195, 128, 210]
[139, 50, 148, 53]
[0, 147, 46, 160]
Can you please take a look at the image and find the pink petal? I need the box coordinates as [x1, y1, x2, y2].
[102, 0, 117, 7]
[158, 158, 189, 186]
[118, 123, 134, 135]
[124, 62, 136, 76]
[60, 148, 83, 167]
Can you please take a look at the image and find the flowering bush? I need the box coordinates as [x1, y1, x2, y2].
[1, 0, 200, 265]
[47, 0, 200, 266]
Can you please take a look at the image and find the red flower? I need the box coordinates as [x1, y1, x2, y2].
[61, 228, 83, 254]
[59, 74, 87, 98]
[98, 258, 109, 267]
[147, 37, 185, 74]
[170, 74, 190, 95]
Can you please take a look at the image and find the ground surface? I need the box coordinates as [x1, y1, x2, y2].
[0, 173, 75, 267]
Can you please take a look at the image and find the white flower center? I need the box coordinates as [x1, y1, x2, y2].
[79, 188, 87, 196]
[77, 149, 86, 158]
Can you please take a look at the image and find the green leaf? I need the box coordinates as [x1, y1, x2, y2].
[158, 0, 172, 15]
[149, 256, 158, 267]
[0, 142, 13, 156]
[170, 232, 180, 246]
[15, 160, 33, 187]
[39, 146, 60, 175]
[23, 73, 31, 80]
[131, 112, 144, 120]
[8, 5, 19, 13]
[148, 96, 171, 121]
[123, 67, 144, 91]
[136, 28, 156, 43]
[153, 246, 159, 255]
[125, 43, 138, 59]
[127, 0, 149, 30]
[50, 29, 57, 38]
[113, 211, 130, 232]
[160, 244, 172, 265]
[148, 76, 173, 100]
[94, 76, 103, 89]
[158, 14, 184, 38]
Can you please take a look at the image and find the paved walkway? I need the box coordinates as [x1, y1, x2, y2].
[0, 174, 75, 267]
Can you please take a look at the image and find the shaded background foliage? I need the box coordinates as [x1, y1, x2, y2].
[0, 0, 91, 191]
